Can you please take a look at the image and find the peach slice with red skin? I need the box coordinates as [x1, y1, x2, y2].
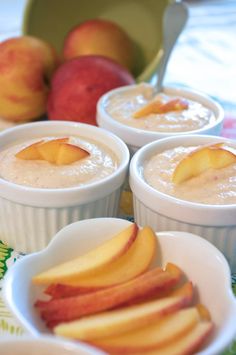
[91, 307, 200, 353]
[53, 295, 192, 341]
[45, 225, 157, 298]
[172, 142, 236, 184]
[32, 223, 138, 285]
[133, 98, 188, 118]
[121, 281, 194, 308]
[36, 264, 181, 324]
[131, 321, 213, 355]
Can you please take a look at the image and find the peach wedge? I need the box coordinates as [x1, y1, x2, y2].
[159, 98, 189, 113]
[16, 137, 89, 165]
[45, 226, 157, 297]
[15, 140, 44, 160]
[54, 295, 192, 340]
[172, 143, 236, 184]
[32, 223, 138, 285]
[92, 307, 200, 352]
[138, 321, 213, 355]
[36, 266, 180, 324]
[56, 142, 89, 165]
[36, 137, 69, 163]
[133, 99, 163, 118]
[133, 98, 188, 118]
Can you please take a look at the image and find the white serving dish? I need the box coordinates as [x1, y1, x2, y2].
[0, 121, 129, 253]
[0, 335, 104, 355]
[97, 84, 224, 155]
[129, 134, 236, 272]
[3, 218, 236, 355]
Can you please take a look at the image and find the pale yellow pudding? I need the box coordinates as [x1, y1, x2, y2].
[0, 136, 119, 188]
[104, 84, 216, 133]
[144, 145, 236, 205]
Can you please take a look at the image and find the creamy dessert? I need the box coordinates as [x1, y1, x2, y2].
[105, 84, 216, 132]
[0, 136, 119, 188]
[144, 144, 236, 205]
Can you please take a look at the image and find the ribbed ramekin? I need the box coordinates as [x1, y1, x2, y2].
[97, 84, 224, 155]
[130, 135, 236, 272]
[0, 121, 129, 253]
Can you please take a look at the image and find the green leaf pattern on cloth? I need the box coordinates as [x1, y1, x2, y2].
[0, 241, 25, 336]
[0, 239, 235, 353]
[0, 241, 13, 278]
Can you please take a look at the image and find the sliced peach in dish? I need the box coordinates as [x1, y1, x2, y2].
[196, 303, 212, 321]
[169, 281, 193, 298]
[53, 295, 191, 340]
[15, 140, 44, 160]
[36, 265, 181, 324]
[140, 321, 213, 355]
[37, 137, 69, 163]
[91, 307, 200, 352]
[165, 263, 182, 279]
[56, 142, 89, 165]
[172, 143, 236, 184]
[120, 280, 193, 309]
[45, 225, 157, 297]
[32, 223, 138, 285]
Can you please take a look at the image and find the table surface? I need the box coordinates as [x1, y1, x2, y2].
[0, 0, 236, 353]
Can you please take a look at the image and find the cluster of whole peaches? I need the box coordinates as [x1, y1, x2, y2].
[0, 19, 135, 127]
[33, 224, 213, 354]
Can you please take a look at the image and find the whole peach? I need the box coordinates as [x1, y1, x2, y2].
[47, 55, 135, 126]
[63, 19, 134, 72]
[0, 36, 58, 122]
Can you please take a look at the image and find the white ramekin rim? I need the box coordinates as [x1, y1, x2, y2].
[129, 134, 236, 226]
[97, 84, 224, 148]
[0, 121, 130, 207]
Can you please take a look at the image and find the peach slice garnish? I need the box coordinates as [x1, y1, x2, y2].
[15, 140, 44, 160]
[56, 143, 89, 165]
[16, 137, 90, 165]
[133, 99, 164, 118]
[159, 98, 189, 113]
[133, 98, 188, 118]
[172, 143, 236, 184]
[37, 138, 69, 163]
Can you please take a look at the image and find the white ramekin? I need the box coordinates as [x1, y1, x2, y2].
[0, 121, 129, 253]
[97, 84, 224, 155]
[130, 134, 236, 272]
[0, 336, 104, 355]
